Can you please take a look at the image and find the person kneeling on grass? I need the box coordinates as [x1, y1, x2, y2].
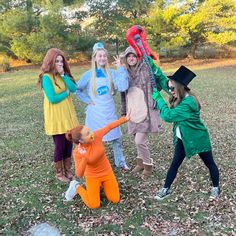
[64, 113, 130, 209]
[151, 64, 220, 200]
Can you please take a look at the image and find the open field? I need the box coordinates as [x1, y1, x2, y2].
[0, 62, 235, 235]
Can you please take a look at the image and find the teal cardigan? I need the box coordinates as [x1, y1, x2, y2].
[42, 74, 76, 104]
[149, 58, 212, 158]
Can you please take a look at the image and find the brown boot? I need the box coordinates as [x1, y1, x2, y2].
[131, 157, 144, 174]
[55, 161, 70, 183]
[141, 159, 153, 180]
[63, 157, 73, 180]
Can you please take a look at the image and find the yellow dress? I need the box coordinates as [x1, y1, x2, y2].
[43, 74, 79, 135]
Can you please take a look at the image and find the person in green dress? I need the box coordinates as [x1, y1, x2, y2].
[150, 61, 220, 200]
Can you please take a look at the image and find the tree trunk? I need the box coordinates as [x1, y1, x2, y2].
[26, 0, 33, 33]
[115, 37, 119, 56]
[188, 43, 197, 59]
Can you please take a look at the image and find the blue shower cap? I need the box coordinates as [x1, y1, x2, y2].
[93, 42, 105, 52]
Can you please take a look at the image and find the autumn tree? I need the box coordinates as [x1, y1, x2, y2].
[147, 0, 236, 58]
[85, 0, 154, 53]
[0, 0, 89, 63]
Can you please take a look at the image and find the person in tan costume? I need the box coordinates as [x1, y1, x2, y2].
[120, 47, 163, 180]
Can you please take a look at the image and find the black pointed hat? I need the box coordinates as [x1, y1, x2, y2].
[168, 66, 196, 87]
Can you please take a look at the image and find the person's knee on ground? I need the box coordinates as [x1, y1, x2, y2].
[77, 186, 101, 209]
[107, 194, 120, 204]
[87, 201, 101, 209]
[103, 173, 120, 203]
[104, 183, 120, 203]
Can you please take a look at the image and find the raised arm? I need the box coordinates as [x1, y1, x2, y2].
[96, 116, 128, 138]
[148, 57, 169, 93]
[42, 75, 69, 104]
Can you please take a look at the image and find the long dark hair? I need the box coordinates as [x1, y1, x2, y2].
[169, 80, 201, 110]
[38, 48, 75, 89]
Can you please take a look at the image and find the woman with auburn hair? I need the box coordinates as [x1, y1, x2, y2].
[38, 48, 79, 183]
[76, 42, 129, 170]
[64, 114, 130, 209]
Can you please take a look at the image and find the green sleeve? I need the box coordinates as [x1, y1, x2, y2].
[148, 56, 169, 93]
[62, 75, 76, 93]
[42, 75, 68, 104]
[157, 97, 191, 123]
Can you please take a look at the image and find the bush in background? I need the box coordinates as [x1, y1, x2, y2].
[0, 56, 11, 72]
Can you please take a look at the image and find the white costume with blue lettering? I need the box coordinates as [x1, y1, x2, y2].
[76, 67, 128, 142]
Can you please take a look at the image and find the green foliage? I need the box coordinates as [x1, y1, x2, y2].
[203, 0, 236, 45]
[11, 32, 64, 63]
[85, 0, 153, 41]
[9, 13, 68, 63]
[0, 0, 90, 63]
[0, 64, 236, 234]
[0, 9, 38, 37]
[0, 0, 235, 62]
[207, 31, 236, 45]
[0, 32, 11, 56]
[147, 0, 236, 58]
[67, 32, 97, 52]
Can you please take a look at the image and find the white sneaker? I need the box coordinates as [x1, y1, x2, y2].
[65, 180, 79, 201]
[122, 163, 130, 170]
[154, 187, 171, 200]
[210, 187, 220, 199]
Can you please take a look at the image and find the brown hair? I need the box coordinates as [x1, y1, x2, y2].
[123, 52, 144, 80]
[65, 125, 84, 144]
[169, 80, 201, 110]
[37, 48, 76, 89]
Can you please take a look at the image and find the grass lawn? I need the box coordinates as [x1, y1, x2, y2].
[0, 63, 235, 235]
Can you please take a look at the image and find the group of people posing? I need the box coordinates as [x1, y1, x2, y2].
[38, 42, 220, 209]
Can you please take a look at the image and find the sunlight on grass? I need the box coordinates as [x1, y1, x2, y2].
[0, 63, 236, 235]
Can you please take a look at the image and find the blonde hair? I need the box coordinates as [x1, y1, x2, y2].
[90, 49, 114, 96]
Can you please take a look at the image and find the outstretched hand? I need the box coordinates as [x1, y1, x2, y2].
[125, 109, 131, 121]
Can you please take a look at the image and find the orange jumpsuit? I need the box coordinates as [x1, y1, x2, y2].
[73, 117, 127, 209]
